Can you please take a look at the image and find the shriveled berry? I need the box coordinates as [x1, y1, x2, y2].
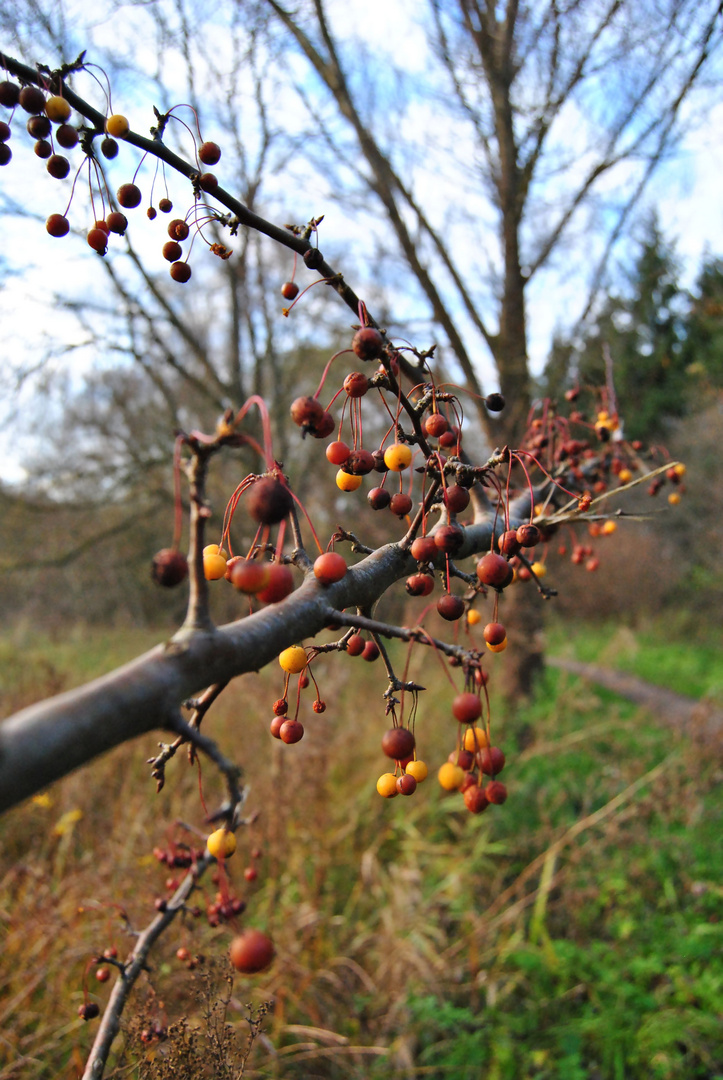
[516, 524, 541, 547]
[290, 395, 324, 428]
[343, 371, 369, 398]
[342, 449, 376, 475]
[310, 410, 335, 438]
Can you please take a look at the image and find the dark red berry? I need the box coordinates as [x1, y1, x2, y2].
[168, 218, 189, 241]
[497, 529, 521, 556]
[106, 211, 128, 235]
[485, 780, 507, 804]
[33, 139, 51, 159]
[55, 123, 78, 149]
[199, 171, 217, 191]
[158, 197, 173, 212]
[170, 261, 192, 283]
[229, 929, 275, 974]
[18, 86, 45, 114]
[46, 154, 70, 179]
[0, 81, 20, 108]
[46, 213, 69, 237]
[390, 492, 413, 517]
[452, 692, 482, 722]
[406, 572, 434, 596]
[290, 395, 324, 428]
[163, 240, 183, 262]
[437, 594, 465, 621]
[101, 137, 119, 158]
[445, 485, 470, 514]
[396, 774, 417, 796]
[310, 410, 335, 438]
[368, 486, 391, 510]
[352, 327, 384, 360]
[245, 478, 293, 525]
[381, 727, 415, 760]
[483, 622, 506, 646]
[478, 746, 506, 776]
[485, 392, 505, 412]
[117, 183, 142, 208]
[434, 524, 464, 554]
[27, 115, 51, 139]
[0, 121, 9, 142]
[516, 524, 541, 547]
[464, 784, 489, 814]
[78, 1002, 100, 1021]
[199, 141, 221, 165]
[303, 247, 324, 269]
[362, 640, 380, 662]
[151, 548, 188, 587]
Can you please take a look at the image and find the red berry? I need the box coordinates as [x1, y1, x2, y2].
[87, 227, 108, 254]
[269, 715, 285, 739]
[104, 211, 126, 235]
[151, 548, 188, 587]
[290, 395, 324, 428]
[476, 553, 511, 588]
[170, 261, 192, 283]
[497, 529, 521, 556]
[244, 866, 258, 882]
[19, 86, 45, 114]
[362, 640, 380, 662]
[367, 486, 391, 510]
[478, 746, 506, 776]
[396, 773, 417, 796]
[437, 594, 465, 621]
[281, 281, 299, 300]
[485, 780, 507, 804]
[438, 428, 460, 449]
[246, 477, 293, 525]
[381, 727, 415, 760]
[46, 154, 70, 179]
[313, 551, 347, 585]
[310, 411, 335, 438]
[256, 563, 294, 603]
[464, 784, 489, 814]
[389, 492, 413, 517]
[168, 218, 189, 240]
[46, 213, 69, 237]
[452, 692, 482, 723]
[424, 413, 448, 437]
[483, 622, 506, 646]
[326, 440, 350, 465]
[117, 183, 142, 208]
[230, 558, 270, 594]
[352, 326, 384, 360]
[229, 929, 275, 974]
[95, 967, 110, 983]
[199, 140, 221, 165]
[279, 719, 304, 744]
[516, 524, 541, 548]
[406, 572, 434, 597]
[199, 172, 217, 191]
[27, 115, 51, 139]
[55, 123, 78, 149]
[410, 536, 437, 562]
[0, 81, 20, 108]
[434, 524, 464, 554]
[273, 698, 288, 716]
[163, 240, 183, 262]
[343, 371, 369, 398]
[346, 634, 365, 656]
[445, 485, 470, 514]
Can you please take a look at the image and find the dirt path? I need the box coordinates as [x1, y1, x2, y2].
[547, 657, 723, 744]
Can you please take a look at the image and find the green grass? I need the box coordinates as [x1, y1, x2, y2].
[0, 621, 721, 1079]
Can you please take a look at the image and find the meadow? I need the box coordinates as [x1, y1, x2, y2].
[0, 619, 721, 1079]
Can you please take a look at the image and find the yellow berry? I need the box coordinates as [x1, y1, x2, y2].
[279, 645, 307, 673]
[203, 544, 228, 559]
[463, 726, 489, 752]
[206, 828, 236, 859]
[105, 113, 130, 138]
[45, 95, 71, 123]
[336, 470, 363, 492]
[597, 410, 609, 422]
[437, 762, 465, 791]
[668, 492, 681, 505]
[376, 772, 399, 798]
[602, 520, 617, 535]
[673, 463, 686, 477]
[530, 562, 546, 578]
[406, 759, 428, 782]
[384, 443, 413, 471]
[486, 638, 507, 653]
[467, 609, 482, 626]
[618, 468, 633, 484]
[203, 553, 228, 580]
